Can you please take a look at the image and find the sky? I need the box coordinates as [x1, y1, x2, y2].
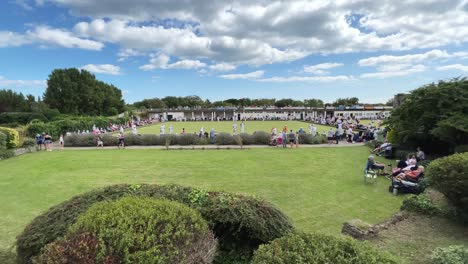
[0, 0, 467, 104]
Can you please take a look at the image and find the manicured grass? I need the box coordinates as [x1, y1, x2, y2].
[0, 146, 403, 260]
[135, 120, 332, 135]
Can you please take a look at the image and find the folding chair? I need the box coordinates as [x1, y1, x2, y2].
[364, 169, 377, 184]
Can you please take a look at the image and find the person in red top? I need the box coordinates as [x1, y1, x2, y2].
[396, 166, 424, 182]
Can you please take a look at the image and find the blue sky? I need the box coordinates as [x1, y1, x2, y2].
[0, 0, 467, 104]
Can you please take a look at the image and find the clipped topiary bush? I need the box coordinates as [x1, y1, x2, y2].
[0, 131, 6, 149]
[16, 184, 293, 264]
[252, 131, 270, 145]
[215, 133, 235, 145]
[239, 133, 254, 145]
[0, 127, 20, 148]
[426, 153, 468, 222]
[252, 232, 397, 264]
[430, 245, 468, 264]
[35, 197, 217, 264]
[312, 134, 327, 144]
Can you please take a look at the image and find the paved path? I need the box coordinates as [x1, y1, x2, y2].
[60, 142, 365, 150]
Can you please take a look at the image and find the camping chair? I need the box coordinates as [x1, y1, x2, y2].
[364, 168, 377, 184]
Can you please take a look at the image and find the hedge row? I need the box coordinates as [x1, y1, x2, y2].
[16, 184, 294, 264]
[64, 132, 328, 146]
[0, 112, 48, 125]
[0, 131, 15, 160]
[0, 126, 20, 149]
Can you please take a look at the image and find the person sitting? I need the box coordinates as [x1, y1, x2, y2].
[416, 147, 426, 161]
[366, 155, 388, 175]
[371, 140, 390, 154]
[395, 166, 424, 182]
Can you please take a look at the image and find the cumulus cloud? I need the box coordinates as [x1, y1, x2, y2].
[436, 64, 468, 72]
[0, 75, 46, 88]
[304, 62, 344, 75]
[219, 70, 264, 80]
[361, 64, 426, 78]
[209, 63, 236, 72]
[258, 75, 353, 82]
[140, 54, 206, 70]
[358, 49, 451, 66]
[81, 64, 121, 75]
[0, 26, 104, 50]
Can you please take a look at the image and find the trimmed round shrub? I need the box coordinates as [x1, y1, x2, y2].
[431, 245, 468, 264]
[454, 144, 468, 154]
[298, 134, 313, 144]
[0, 149, 15, 160]
[426, 153, 468, 221]
[17, 184, 293, 264]
[252, 233, 397, 264]
[239, 133, 254, 145]
[215, 133, 235, 145]
[312, 134, 327, 144]
[174, 133, 200, 145]
[0, 127, 20, 148]
[35, 197, 217, 264]
[0, 131, 6, 149]
[141, 134, 159, 145]
[252, 131, 270, 145]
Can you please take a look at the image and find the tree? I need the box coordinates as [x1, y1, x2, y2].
[387, 78, 468, 154]
[304, 98, 324, 107]
[43, 68, 125, 116]
[0, 89, 29, 112]
[332, 97, 359, 106]
[274, 98, 303, 107]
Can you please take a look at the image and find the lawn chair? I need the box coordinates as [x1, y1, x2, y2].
[364, 169, 377, 184]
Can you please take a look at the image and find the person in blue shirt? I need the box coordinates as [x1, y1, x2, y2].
[35, 133, 44, 150]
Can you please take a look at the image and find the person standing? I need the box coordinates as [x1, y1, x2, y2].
[182, 128, 186, 134]
[288, 130, 295, 148]
[295, 131, 299, 148]
[97, 135, 104, 148]
[210, 128, 215, 144]
[59, 134, 64, 149]
[282, 131, 287, 148]
[169, 125, 174, 134]
[232, 123, 238, 135]
[416, 147, 426, 161]
[132, 124, 137, 135]
[44, 133, 52, 151]
[120, 126, 124, 134]
[311, 124, 317, 136]
[327, 128, 334, 145]
[35, 134, 43, 151]
[118, 132, 125, 149]
[240, 121, 245, 133]
[160, 124, 165, 135]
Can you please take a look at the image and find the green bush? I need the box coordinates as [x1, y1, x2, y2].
[0, 112, 48, 125]
[239, 133, 254, 145]
[22, 138, 36, 148]
[431, 245, 468, 264]
[252, 232, 397, 264]
[401, 193, 442, 216]
[215, 133, 235, 145]
[312, 134, 327, 144]
[0, 127, 20, 148]
[426, 153, 468, 222]
[0, 149, 15, 160]
[35, 197, 217, 264]
[0, 132, 6, 149]
[454, 144, 468, 153]
[252, 131, 270, 145]
[298, 134, 313, 144]
[16, 184, 293, 264]
[141, 134, 159, 145]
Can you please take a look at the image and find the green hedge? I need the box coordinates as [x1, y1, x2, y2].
[430, 245, 468, 264]
[35, 197, 217, 264]
[252, 232, 397, 264]
[0, 127, 20, 149]
[16, 184, 293, 264]
[426, 153, 468, 222]
[0, 112, 48, 125]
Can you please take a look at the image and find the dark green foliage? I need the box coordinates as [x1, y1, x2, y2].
[0, 90, 30, 112]
[21, 138, 36, 148]
[36, 197, 217, 264]
[215, 133, 236, 145]
[27, 117, 118, 138]
[430, 245, 468, 264]
[0, 149, 15, 160]
[252, 131, 270, 145]
[312, 134, 327, 144]
[454, 144, 468, 153]
[0, 132, 6, 149]
[239, 133, 254, 145]
[16, 184, 293, 264]
[387, 78, 468, 154]
[401, 194, 444, 216]
[252, 232, 397, 264]
[332, 97, 359, 107]
[298, 134, 313, 144]
[0, 112, 48, 125]
[43, 68, 125, 116]
[426, 153, 468, 222]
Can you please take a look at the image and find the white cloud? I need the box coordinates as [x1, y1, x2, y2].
[13, 0, 33, 10]
[219, 70, 264, 80]
[304, 62, 344, 75]
[209, 63, 236, 72]
[358, 49, 451, 66]
[140, 54, 205, 70]
[117, 48, 144, 61]
[361, 64, 426, 78]
[436, 64, 468, 72]
[0, 26, 104, 50]
[258, 75, 353, 82]
[0, 75, 46, 88]
[81, 64, 121, 75]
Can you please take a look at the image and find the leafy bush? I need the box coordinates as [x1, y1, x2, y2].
[401, 193, 443, 216]
[431, 245, 468, 264]
[141, 134, 159, 146]
[394, 149, 413, 160]
[0, 149, 15, 160]
[454, 144, 468, 153]
[16, 184, 293, 264]
[0, 127, 20, 149]
[252, 232, 397, 264]
[312, 134, 327, 144]
[239, 133, 254, 145]
[252, 131, 270, 145]
[0, 112, 48, 125]
[174, 133, 200, 145]
[426, 153, 468, 222]
[123, 133, 142, 145]
[298, 134, 313, 144]
[35, 197, 217, 264]
[215, 133, 235, 145]
[0, 132, 6, 149]
[22, 138, 36, 148]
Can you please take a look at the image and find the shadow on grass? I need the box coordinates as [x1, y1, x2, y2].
[0, 247, 16, 264]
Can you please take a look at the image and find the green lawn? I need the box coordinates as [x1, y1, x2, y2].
[135, 120, 332, 135]
[0, 146, 403, 261]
